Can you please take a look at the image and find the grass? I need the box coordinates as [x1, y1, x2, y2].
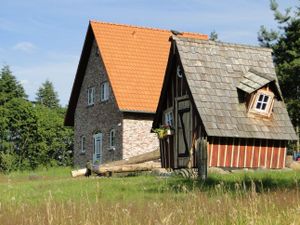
[1, 167, 300, 224]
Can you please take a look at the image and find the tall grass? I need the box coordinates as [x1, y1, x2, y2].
[1, 168, 300, 225]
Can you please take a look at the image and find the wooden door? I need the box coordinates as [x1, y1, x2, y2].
[175, 96, 191, 167]
[93, 132, 103, 164]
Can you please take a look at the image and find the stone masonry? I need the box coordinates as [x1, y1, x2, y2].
[123, 115, 159, 159]
[74, 40, 123, 167]
[73, 40, 159, 167]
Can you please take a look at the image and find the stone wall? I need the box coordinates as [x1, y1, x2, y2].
[74, 40, 123, 167]
[122, 114, 159, 159]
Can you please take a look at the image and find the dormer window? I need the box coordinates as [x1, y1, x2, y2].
[255, 93, 269, 111]
[249, 90, 274, 117]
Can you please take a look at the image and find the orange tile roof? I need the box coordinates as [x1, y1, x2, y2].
[90, 21, 208, 113]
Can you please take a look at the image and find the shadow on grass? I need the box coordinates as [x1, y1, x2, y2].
[146, 171, 300, 194]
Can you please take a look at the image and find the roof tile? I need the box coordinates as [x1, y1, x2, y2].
[91, 21, 207, 112]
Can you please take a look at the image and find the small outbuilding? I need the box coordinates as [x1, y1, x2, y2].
[152, 36, 297, 177]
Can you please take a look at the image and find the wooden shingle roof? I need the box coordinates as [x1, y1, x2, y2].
[237, 68, 275, 94]
[174, 36, 297, 141]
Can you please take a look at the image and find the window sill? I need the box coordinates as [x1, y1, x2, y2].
[87, 104, 94, 108]
[100, 99, 109, 103]
[109, 147, 116, 151]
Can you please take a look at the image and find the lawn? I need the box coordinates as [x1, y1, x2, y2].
[1, 167, 300, 225]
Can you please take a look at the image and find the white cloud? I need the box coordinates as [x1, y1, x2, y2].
[13, 42, 37, 53]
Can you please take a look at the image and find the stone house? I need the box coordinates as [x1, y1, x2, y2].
[64, 21, 207, 167]
[153, 36, 297, 176]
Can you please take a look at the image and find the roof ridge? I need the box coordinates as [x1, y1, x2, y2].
[90, 20, 207, 37]
[173, 35, 273, 52]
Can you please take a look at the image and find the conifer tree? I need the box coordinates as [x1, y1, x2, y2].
[258, 0, 300, 149]
[36, 80, 60, 108]
[0, 65, 27, 104]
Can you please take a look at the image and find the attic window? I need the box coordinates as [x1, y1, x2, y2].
[248, 90, 274, 117]
[100, 82, 109, 102]
[255, 93, 269, 111]
[176, 65, 183, 78]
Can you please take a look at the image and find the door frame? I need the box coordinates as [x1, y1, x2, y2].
[93, 132, 103, 164]
[174, 95, 191, 168]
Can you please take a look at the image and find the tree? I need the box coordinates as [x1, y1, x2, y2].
[36, 80, 60, 108]
[0, 66, 73, 172]
[0, 65, 27, 105]
[258, 0, 300, 150]
[209, 30, 219, 41]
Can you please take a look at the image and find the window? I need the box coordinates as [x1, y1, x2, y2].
[87, 87, 95, 106]
[80, 136, 86, 153]
[164, 110, 173, 126]
[109, 129, 116, 149]
[100, 82, 109, 101]
[255, 93, 269, 111]
[176, 65, 183, 78]
[249, 90, 274, 117]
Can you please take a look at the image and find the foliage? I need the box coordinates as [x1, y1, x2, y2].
[152, 125, 172, 139]
[258, 1, 300, 147]
[36, 80, 60, 108]
[0, 65, 73, 172]
[209, 30, 219, 41]
[0, 65, 27, 105]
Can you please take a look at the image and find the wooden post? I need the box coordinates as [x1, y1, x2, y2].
[197, 139, 207, 180]
[296, 125, 299, 152]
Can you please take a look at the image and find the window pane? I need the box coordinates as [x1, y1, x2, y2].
[256, 102, 261, 109]
[263, 95, 269, 103]
[262, 103, 267, 110]
[258, 94, 264, 101]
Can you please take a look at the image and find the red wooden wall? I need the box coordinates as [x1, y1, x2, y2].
[207, 137, 287, 169]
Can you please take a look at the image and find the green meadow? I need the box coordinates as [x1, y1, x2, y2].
[1, 167, 300, 225]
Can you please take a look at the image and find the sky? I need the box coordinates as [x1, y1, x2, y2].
[0, 0, 298, 106]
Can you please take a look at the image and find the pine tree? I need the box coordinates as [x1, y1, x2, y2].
[209, 31, 219, 41]
[36, 80, 60, 108]
[258, 0, 300, 150]
[0, 65, 27, 104]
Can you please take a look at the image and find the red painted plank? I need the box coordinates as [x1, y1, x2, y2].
[278, 142, 285, 168]
[266, 144, 272, 169]
[272, 146, 279, 169]
[245, 140, 253, 168]
[211, 138, 219, 167]
[260, 140, 267, 168]
[219, 139, 225, 167]
[225, 141, 233, 167]
[252, 140, 260, 168]
[232, 141, 239, 168]
[238, 140, 246, 168]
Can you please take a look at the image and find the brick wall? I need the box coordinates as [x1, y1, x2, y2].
[122, 114, 159, 159]
[74, 40, 123, 167]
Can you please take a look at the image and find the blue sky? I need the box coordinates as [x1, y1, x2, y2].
[0, 0, 298, 106]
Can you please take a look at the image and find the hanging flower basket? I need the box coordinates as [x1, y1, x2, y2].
[152, 125, 173, 139]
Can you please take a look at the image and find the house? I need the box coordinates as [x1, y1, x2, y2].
[64, 21, 208, 167]
[152, 36, 297, 176]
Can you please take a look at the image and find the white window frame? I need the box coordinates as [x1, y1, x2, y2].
[109, 129, 116, 149]
[87, 87, 95, 106]
[80, 135, 86, 153]
[255, 93, 269, 112]
[100, 82, 109, 102]
[164, 108, 174, 127]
